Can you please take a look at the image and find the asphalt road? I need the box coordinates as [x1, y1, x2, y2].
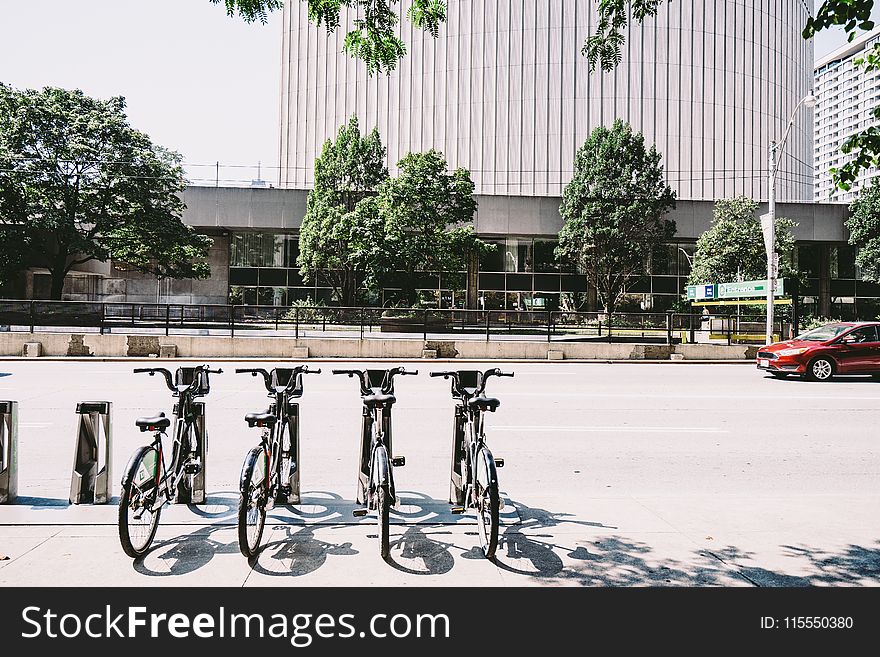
[0, 359, 878, 586]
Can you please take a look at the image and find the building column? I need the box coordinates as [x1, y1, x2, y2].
[466, 249, 479, 310]
[819, 244, 831, 317]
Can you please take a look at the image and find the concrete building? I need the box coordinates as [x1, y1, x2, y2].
[815, 27, 880, 201]
[279, 0, 815, 201]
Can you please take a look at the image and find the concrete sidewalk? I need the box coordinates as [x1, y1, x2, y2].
[1, 359, 879, 586]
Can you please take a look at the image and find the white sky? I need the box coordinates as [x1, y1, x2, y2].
[0, 0, 874, 185]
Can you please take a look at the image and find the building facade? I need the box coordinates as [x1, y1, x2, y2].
[279, 0, 815, 201]
[815, 28, 880, 201]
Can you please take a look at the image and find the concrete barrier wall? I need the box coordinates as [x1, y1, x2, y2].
[0, 332, 759, 361]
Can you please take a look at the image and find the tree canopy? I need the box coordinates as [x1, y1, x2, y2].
[0, 84, 211, 299]
[297, 116, 388, 306]
[846, 181, 880, 281]
[556, 120, 676, 314]
[214, 0, 447, 74]
[377, 149, 480, 305]
[687, 197, 797, 287]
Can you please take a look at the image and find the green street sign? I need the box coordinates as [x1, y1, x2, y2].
[717, 279, 785, 299]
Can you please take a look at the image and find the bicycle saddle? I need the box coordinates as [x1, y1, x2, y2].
[363, 392, 396, 408]
[245, 411, 277, 428]
[468, 396, 501, 412]
[136, 414, 171, 432]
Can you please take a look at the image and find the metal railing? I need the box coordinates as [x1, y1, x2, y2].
[0, 300, 793, 345]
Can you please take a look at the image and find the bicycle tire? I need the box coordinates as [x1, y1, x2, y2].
[118, 445, 162, 559]
[238, 446, 267, 558]
[377, 484, 391, 559]
[474, 447, 500, 559]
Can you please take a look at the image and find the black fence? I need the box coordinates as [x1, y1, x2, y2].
[0, 300, 793, 345]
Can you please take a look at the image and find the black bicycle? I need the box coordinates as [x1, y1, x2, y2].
[430, 368, 513, 559]
[332, 367, 417, 558]
[235, 365, 321, 558]
[118, 365, 222, 558]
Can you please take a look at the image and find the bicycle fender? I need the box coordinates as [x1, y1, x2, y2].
[372, 445, 390, 487]
[239, 446, 265, 493]
[120, 445, 156, 487]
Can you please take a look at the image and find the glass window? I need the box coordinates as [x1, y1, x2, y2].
[479, 239, 505, 272]
[831, 245, 856, 279]
[650, 244, 677, 276]
[797, 244, 822, 278]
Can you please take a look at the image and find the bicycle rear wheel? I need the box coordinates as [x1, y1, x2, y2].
[474, 447, 500, 559]
[118, 445, 162, 559]
[238, 446, 268, 558]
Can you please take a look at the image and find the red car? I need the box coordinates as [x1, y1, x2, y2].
[757, 321, 880, 381]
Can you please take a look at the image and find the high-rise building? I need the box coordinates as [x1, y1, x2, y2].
[815, 28, 880, 201]
[279, 0, 815, 201]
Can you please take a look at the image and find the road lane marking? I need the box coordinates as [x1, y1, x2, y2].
[494, 425, 728, 434]
[504, 392, 880, 401]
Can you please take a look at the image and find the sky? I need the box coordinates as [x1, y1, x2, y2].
[0, 1, 876, 186]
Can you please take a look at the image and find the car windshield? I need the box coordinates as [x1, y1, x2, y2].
[795, 323, 851, 342]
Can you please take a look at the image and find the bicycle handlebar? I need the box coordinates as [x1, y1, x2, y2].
[238, 366, 321, 393]
[430, 368, 514, 397]
[332, 367, 418, 395]
[133, 367, 174, 391]
[134, 365, 222, 394]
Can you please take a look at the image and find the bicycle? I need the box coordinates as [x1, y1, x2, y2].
[430, 368, 514, 559]
[235, 365, 321, 558]
[118, 364, 222, 558]
[332, 367, 418, 559]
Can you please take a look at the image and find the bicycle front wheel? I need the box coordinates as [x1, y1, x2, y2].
[118, 445, 162, 559]
[377, 484, 391, 559]
[237, 446, 268, 558]
[474, 447, 500, 559]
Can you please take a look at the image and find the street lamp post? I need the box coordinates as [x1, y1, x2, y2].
[765, 93, 815, 345]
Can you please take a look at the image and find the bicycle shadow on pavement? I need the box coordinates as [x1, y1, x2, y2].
[132, 525, 239, 577]
[249, 524, 359, 577]
[384, 525, 456, 575]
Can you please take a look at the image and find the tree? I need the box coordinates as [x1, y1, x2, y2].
[846, 181, 880, 281]
[297, 116, 389, 306]
[377, 150, 480, 305]
[0, 85, 211, 300]
[556, 120, 676, 314]
[213, 0, 447, 74]
[687, 197, 797, 287]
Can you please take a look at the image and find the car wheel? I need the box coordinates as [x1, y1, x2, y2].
[806, 357, 834, 382]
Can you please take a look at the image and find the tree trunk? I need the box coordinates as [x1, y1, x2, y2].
[49, 268, 66, 300]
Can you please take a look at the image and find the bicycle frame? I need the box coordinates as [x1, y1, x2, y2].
[237, 366, 319, 505]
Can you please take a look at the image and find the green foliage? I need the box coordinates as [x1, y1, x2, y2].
[556, 120, 676, 313]
[282, 297, 327, 322]
[299, 121, 481, 307]
[584, 0, 670, 71]
[297, 116, 389, 306]
[214, 0, 447, 74]
[798, 315, 843, 333]
[847, 180, 880, 281]
[377, 149, 481, 305]
[688, 197, 797, 287]
[0, 84, 211, 299]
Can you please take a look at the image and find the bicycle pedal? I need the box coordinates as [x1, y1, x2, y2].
[450, 506, 466, 515]
[184, 462, 201, 475]
[494, 458, 505, 468]
[352, 508, 369, 518]
[391, 456, 406, 467]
